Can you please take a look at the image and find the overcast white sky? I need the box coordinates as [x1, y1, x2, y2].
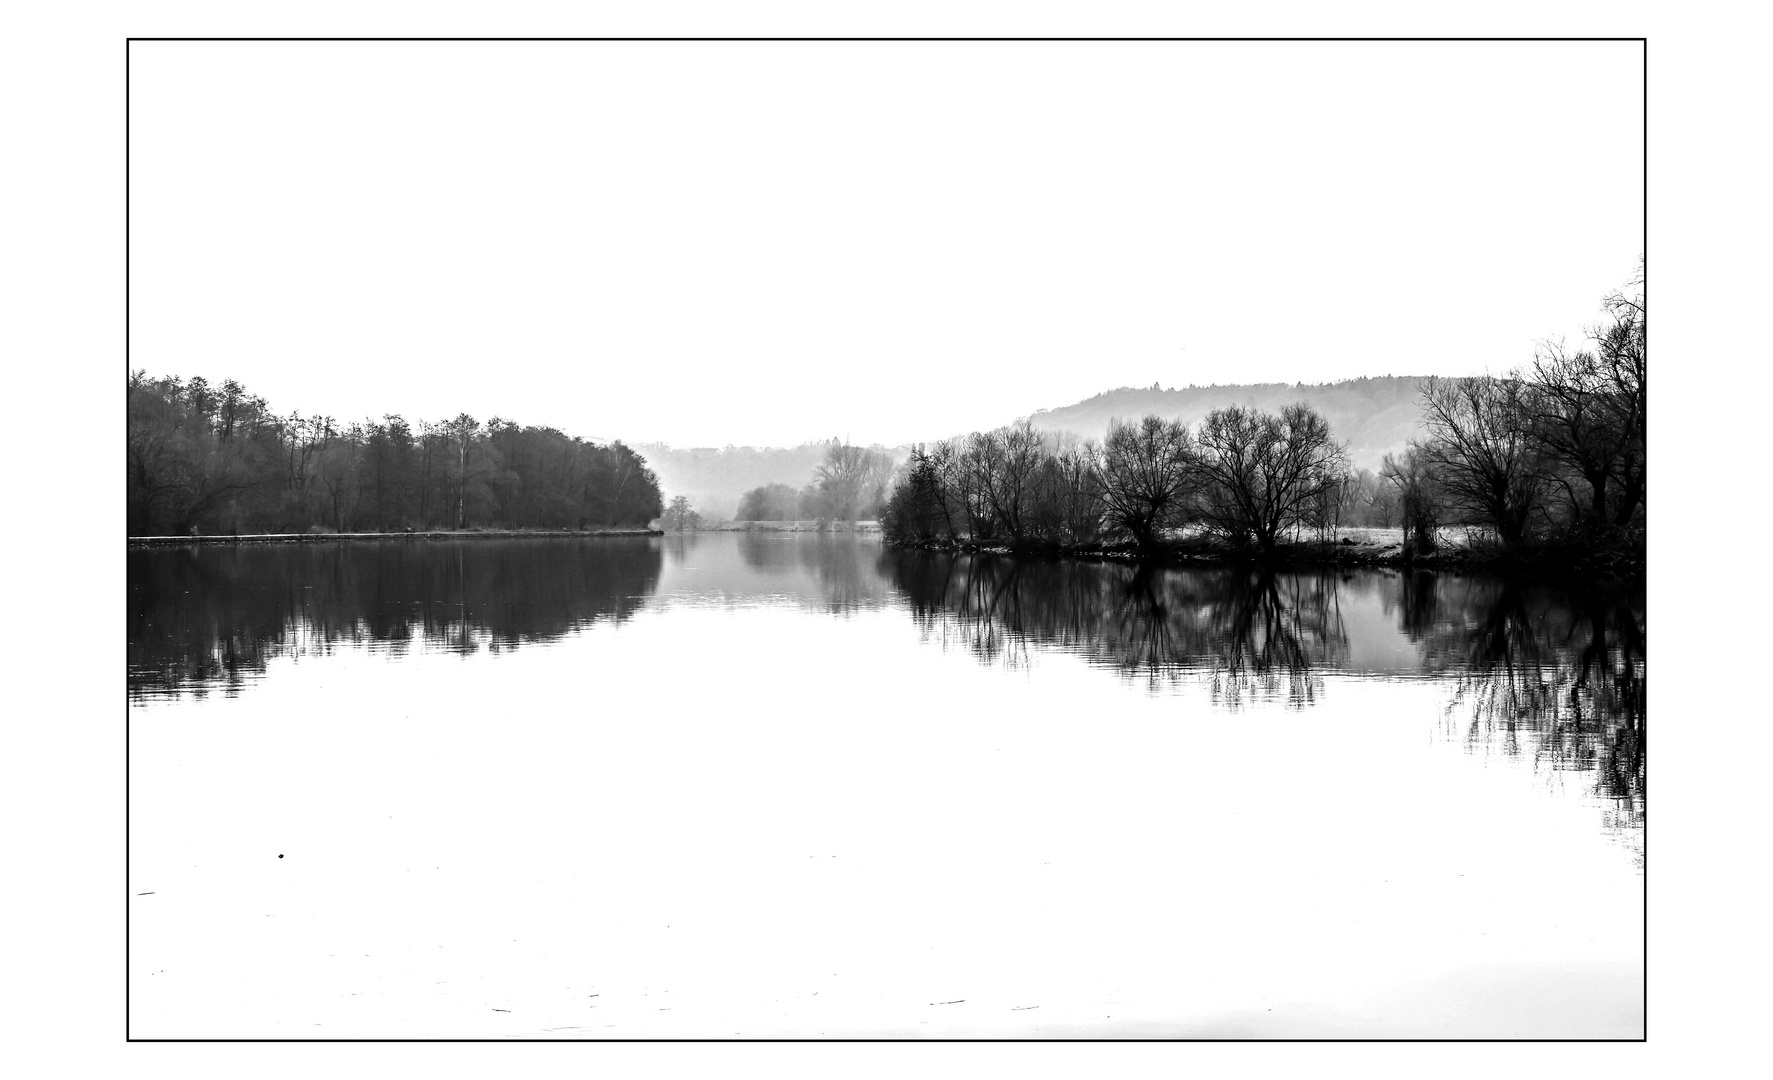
[128, 40, 1643, 448]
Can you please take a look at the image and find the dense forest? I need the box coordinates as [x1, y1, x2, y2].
[127, 374, 664, 535]
[882, 266, 1646, 561]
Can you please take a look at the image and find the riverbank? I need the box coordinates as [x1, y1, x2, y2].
[128, 527, 664, 548]
[888, 526, 1644, 578]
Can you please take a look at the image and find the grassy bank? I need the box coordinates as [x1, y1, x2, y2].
[128, 527, 664, 548]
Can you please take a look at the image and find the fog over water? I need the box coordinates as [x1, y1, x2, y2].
[129, 535, 1643, 1038]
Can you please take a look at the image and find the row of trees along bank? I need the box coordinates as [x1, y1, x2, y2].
[127, 374, 664, 535]
[882, 267, 1645, 559]
[881, 407, 1348, 555]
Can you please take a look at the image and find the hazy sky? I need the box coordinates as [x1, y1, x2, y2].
[128, 40, 1643, 449]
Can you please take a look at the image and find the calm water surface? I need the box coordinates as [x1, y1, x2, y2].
[128, 534, 1644, 1038]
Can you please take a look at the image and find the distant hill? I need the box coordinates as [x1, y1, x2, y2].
[1019, 376, 1431, 471]
[638, 377, 1433, 517]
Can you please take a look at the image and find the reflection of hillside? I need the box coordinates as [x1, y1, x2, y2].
[881, 553, 1349, 707]
[128, 539, 663, 698]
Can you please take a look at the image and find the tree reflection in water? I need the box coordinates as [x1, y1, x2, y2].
[882, 551, 1348, 707]
[132, 537, 1644, 847]
[128, 538, 664, 699]
[881, 550, 1644, 840]
[1398, 572, 1646, 842]
[732, 531, 898, 613]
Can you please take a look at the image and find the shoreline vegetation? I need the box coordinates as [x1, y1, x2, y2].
[879, 266, 1645, 581]
[886, 526, 1643, 579]
[127, 527, 663, 548]
[127, 377, 667, 537]
[130, 267, 1643, 583]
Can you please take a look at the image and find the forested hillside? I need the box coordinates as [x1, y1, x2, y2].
[1021, 376, 1428, 469]
[127, 372, 663, 535]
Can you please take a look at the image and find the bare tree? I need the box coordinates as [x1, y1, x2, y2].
[973, 420, 1047, 541]
[1413, 376, 1546, 548]
[663, 495, 699, 531]
[1594, 264, 1646, 526]
[812, 438, 892, 524]
[923, 438, 969, 538]
[948, 431, 1001, 540]
[1366, 483, 1399, 530]
[1098, 415, 1198, 551]
[920, 441, 960, 538]
[1380, 446, 1439, 555]
[1527, 332, 1638, 530]
[1193, 403, 1349, 553]
[1339, 468, 1387, 529]
[1040, 440, 1106, 546]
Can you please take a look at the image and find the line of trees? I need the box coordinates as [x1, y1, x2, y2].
[881, 407, 1350, 555]
[1385, 264, 1646, 552]
[881, 264, 1646, 557]
[127, 372, 664, 535]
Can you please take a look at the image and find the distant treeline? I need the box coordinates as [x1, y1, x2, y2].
[882, 265, 1646, 558]
[729, 441, 896, 524]
[638, 441, 867, 523]
[127, 374, 664, 535]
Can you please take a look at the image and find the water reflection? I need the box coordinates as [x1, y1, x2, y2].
[1400, 573, 1647, 840]
[885, 552, 1353, 705]
[656, 531, 899, 613]
[878, 550, 1645, 835]
[130, 537, 1644, 839]
[127, 538, 663, 698]
[736, 531, 882, 609]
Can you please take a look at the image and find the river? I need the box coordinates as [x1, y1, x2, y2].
[127, 533, 1644, 1038]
